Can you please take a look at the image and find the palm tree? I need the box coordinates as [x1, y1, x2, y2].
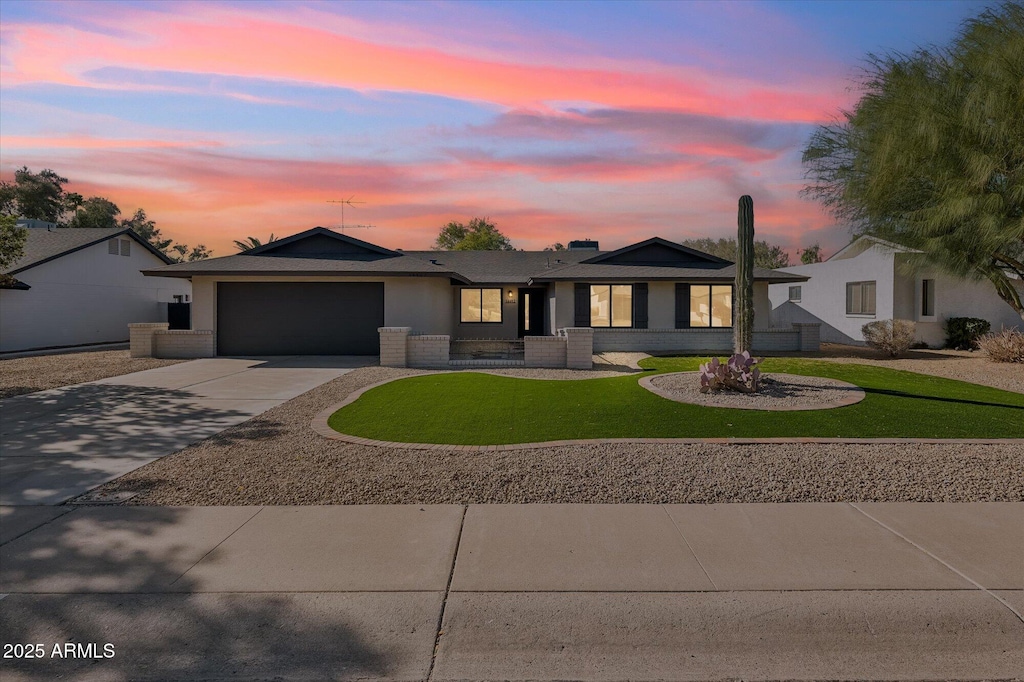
[233, 234, 276, 252]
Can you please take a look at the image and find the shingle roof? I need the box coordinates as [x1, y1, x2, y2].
[141, 232, 808, 284]
[528, 261, 805, 283]
[404, 250, 594, 284]
[5, 227, 173, 275]
[143, 252, 468, 279]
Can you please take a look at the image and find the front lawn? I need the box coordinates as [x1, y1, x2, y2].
[327, 357, 1024, 444]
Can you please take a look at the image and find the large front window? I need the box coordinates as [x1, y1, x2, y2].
[460, 288, 502, 323]
[690, 285, 732, 327]
[590, 284, 632, 327]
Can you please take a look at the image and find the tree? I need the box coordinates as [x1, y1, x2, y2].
[679, 237, 791, 269]
[68, 197, 121, 229]
[544, 242, 566, 251]
[0, 215, 28, 285]
[802, 3, 1024, 318]
[434, 217, 514, 251]
[800, 243, 823, 264]
[169, 244, 212, 263]
[1, 167, 211, 261]
[120, 208, 173, 252]
[0, 167, 81, 224]
[233, 234, 276, 252]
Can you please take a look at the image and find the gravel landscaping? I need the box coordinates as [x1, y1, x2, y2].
[815, 344, 1024, 394]
[91, 364, 1024, 505]
[645, 372, 865, 410]
[0, 350, 186, 399]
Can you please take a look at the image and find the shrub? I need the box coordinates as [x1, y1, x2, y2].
[699, 351, 761, 393]
[862, 319, 916, 357]
[945, 317, 991, 350]
[977, 328, 1024, 363]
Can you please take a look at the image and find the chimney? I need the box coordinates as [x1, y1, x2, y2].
[568, 239, 599, 251]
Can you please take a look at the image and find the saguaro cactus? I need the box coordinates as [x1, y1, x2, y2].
[734, 195, 754, 353]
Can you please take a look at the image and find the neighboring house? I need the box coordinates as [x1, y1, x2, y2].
[140, 227, 808, 358]
[769, 235, 1024, 347]
[0, 226, 191, 353]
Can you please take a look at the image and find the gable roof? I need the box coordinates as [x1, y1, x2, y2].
[244, 227, 398, 258]
[4, 227, 174, 275]
[581, 237, 731, 266]
[827, 235, 923, 262]
[141, 229, 807, 284]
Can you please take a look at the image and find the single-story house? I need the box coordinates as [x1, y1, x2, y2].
[1, 226, 191, 353]
[768, 235, 1024, 347]
[136, 227, 813, 365]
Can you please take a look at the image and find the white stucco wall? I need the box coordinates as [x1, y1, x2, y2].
[769, 242, 1024, 346]
[897, 263, 1023, 346]
[768, 242, 899, 344]
[0, 238, 190, 353]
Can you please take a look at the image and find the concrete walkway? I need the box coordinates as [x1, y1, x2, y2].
[0, 357, 371, 505]
[1, 502, 1020, 680]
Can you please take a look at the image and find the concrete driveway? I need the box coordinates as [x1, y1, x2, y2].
[0, 356, 373, 505]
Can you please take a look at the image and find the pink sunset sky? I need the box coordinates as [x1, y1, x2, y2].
[0, 0, 985, 257]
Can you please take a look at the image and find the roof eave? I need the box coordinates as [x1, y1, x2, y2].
[9, 228, 173, 275]
[142, 269, 470, 283]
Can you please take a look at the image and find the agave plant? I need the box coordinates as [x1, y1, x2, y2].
[699, 351, 761, 394]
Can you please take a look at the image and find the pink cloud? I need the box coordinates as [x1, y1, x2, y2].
[2, 6, 849, 123]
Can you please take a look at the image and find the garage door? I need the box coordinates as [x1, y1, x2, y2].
[217, 282, 384, 355]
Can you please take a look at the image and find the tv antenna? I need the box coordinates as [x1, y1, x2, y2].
[326, 197, 375, 233]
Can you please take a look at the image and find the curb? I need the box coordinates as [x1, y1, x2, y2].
[311, 374, 1024, 451]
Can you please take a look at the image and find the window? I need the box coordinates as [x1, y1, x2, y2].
[460, 288, 502, 323]
[921, 279, 935, 317]
[108, 239, 119, 255]
[689, 284, 732, 327]
[523, 293, 531, 332]
[846, 281, 876, 315]
[789, 286, 802, 302]
[590, 284, 632, 327]
[119, 238, 130, 256]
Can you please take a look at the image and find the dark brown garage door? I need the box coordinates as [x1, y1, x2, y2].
[217, 282, 384, 355]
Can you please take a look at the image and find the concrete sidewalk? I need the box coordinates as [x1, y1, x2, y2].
[0, 356, 371, 505]
[1, 502, 1021, 681]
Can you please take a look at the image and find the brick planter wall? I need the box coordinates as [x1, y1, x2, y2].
[378, 327, 411, 367]
[591, 324, 821, 354]
[563, 327, 594, 369]
[129, 323, 169, 358]
[407, 334, 450, 367]
[524, 335, 567, 368]
[793, 322, 822, 352]
[153, 330, 214, 358]
[752, 329, 800, 352]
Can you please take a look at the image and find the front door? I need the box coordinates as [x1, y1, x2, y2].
[518, 287, 546, 337]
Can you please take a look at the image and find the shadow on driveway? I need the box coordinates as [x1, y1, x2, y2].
[0, 507, 403, 680]
[0, 384, 283, 505]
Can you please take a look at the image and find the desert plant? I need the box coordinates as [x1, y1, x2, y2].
[699, 351, 761, 393]
[862, 319, 917, 356]
[977, 328, 1024, 363]
[945, 317, 992, 350]
[734, 195, 754, 353]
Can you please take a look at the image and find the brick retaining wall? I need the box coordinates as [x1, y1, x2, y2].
[524, 335, 567, 368]
[153, 330, 215, 358]
[407, 334, 450, 367]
